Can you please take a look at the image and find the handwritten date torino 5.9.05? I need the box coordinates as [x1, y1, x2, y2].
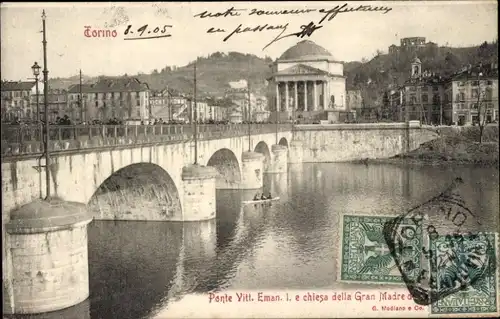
[123, 24, 172, 40]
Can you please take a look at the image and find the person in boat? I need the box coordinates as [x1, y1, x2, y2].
[267, 192, 272, 199]
[253, 193, 261, 201]
[260, 193, 267, 200]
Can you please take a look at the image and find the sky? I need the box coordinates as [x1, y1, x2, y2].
[0, 1, 497, 81]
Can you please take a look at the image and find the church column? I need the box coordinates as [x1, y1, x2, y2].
[276, 82, 280, 112]
[303, 81, 308, 111]
[294, 82, 298, 111]
[313, 81, 318, 111]
[285, 81, 289, 112]
[323, 81, 328, 109]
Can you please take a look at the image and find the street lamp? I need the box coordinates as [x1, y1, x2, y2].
[42, 9, 51, 200]
[31, 62, 41, 122]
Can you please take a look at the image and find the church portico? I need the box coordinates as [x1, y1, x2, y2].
[268, 40, 348, 123]
[276, 78, 327, 114]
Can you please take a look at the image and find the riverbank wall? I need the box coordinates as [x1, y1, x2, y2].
[293, 122, 438, 163]
[390, 124, 499, 166]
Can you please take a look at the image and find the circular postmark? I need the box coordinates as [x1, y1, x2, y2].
[383, 177, 496, 306]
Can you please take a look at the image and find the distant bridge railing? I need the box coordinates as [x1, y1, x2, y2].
[1, 124, 292, 158]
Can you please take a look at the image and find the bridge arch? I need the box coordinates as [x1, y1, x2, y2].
[278, 137, 288, 148]
[88, 163, 182, 220]
[207, 148, 241, 189]
[254, 141, 271, 171]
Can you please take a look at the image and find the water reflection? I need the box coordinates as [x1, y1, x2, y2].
[263, 172, 288, 202]
[3, 299, 90, 319]
[6, 163, 498, 319]
[88, 221, 183, 319]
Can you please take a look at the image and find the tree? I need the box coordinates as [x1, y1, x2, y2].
[475, 65, 491, 143]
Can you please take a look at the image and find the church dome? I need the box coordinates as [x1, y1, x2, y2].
[279, 40, 333, 60]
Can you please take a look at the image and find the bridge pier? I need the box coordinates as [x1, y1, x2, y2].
[288, 140, 304, 164]
[3, 199, 92, 315]
[239, 151, 264, 189]
[181, 165, 218, 221]
[267, 144, 288, 173]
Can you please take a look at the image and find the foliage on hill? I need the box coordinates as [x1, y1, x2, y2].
[344, 40, 499, 108]
[49, 41, 498, 104]
[50, 52, 273, 98]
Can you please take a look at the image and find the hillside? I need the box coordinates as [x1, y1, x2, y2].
[50, 52, 273, 98]
[49, 41, 498, 103]
[344, 40, 499, 108]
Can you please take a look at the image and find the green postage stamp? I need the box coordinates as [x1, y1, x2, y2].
[429, 232, 499, 315]
[339, 213, 499, 316]
[339, 214, 423, 284]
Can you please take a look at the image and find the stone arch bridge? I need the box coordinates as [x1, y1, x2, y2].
[2, 124, 293, 222]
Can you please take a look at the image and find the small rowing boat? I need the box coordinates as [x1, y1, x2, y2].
[242, 197, 280, 205]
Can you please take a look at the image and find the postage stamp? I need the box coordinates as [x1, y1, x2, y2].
[429, 232, 499, 316]
[383, 178, 496, 306]
[339, 214, 423, 284]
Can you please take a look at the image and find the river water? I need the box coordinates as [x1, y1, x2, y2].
[7, 163, 499, 319]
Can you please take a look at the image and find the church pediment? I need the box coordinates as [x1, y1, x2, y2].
[274, 64, 329, 76]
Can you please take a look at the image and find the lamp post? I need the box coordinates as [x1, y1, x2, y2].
[247, 80, 251, 151]
[42, 9, 51, 200]
[31, 62, 41, 122]
[193, 62, 198, 165]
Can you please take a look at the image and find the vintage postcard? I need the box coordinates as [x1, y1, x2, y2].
[1, 1, 498, 318]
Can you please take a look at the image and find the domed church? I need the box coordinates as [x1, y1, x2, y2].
[267, 40, 348, 122]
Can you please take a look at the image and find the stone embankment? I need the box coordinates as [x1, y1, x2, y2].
[357, 125, 499, 167]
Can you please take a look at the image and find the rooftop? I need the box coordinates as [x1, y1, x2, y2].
[1, 81, 35, 91]
[278, 40, 334, 61]
[68, 77, 149, 94]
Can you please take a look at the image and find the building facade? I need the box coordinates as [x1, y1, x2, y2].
[444, 63, 498, 125]
[400, 37, 426, 50]
[67, 77, 150, 123]
[388, 37, 438, 56]
[267, 40, 348, 122]
[149, 89, 171, 122]
[388, 58, 498, 125]
[401, 58, 447, 124]
[1, 81, 37, 122]
[37, 89, 69, 123]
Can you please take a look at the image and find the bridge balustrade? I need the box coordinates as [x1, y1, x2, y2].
[1, 124, 291, 157]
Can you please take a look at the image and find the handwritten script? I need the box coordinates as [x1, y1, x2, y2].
[193, 3, 392, 50]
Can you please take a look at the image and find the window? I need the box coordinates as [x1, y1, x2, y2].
[487, 80, 493, 85]
[422, 94, 428, 103]
[95, 101, 98, 107]
[471, 89, 479, 98]
[95, 93, 98, 99]
[471, 103, 478, 109]
[486, 88, 493, 100]
[433, 94, 440, 104]
[136, 110, 141, 117]
[409, 95, 416, 105]
[459, 92, 465, 101]
[433, 86, 439, 92]
[136, 100, 140, 106]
